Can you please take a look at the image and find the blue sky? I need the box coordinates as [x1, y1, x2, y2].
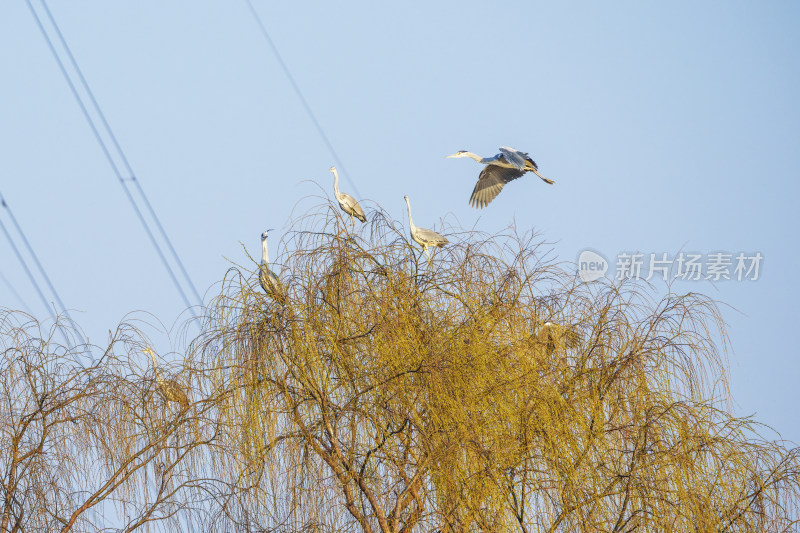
[1, 2, 798, 443]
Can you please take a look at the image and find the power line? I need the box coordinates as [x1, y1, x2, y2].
[242, 0, 363, 199]
[25, 0, 202, 318]
[0, 196, 74, 348]
[0, 271, 33, 314]
[37, 0, 204, 308]
[0, 192, 83, 335]
[0, 207, 51, 314]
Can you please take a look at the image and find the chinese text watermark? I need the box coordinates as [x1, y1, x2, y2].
[578, 250, 763, 282]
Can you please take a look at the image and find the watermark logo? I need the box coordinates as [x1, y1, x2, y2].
[615, 252, 763, 281]
[577, 250, 763, 282]
[578, 250, 608, 282]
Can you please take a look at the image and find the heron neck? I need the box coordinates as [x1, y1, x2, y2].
[464, 152, 487, 164]
[261, 239, 269, 265]
[405, 198, 415, 229]
[148, 352, 163, 381]
[332, 169, 340, 196]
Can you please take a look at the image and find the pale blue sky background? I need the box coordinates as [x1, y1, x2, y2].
[1, 2, 798, 444]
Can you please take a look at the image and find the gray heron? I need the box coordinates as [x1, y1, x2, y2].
[143, 347, 189, 410]
[260, 230, 285, 302]
[403, 195, 448, 257]
[538, 322, 581, 355]
[447, 146, 554, 209]
[330, 166, 366, 225]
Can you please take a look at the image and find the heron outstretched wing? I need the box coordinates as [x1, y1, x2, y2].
[498, 146, 528, 170]
[500, 146, 549, 181]
[515, 149, 540, 171]
[469, 165, 526, 209]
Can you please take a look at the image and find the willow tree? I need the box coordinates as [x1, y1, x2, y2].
[0, 311, 220, 532]
[202, 205, 798, 533]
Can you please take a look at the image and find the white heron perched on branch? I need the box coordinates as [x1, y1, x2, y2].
[143, 347, 189, 410]
[330, 166, 366, 225]
[403, 195, 448, 258]
[447, 146, 555, 209]
[260, 230, 285, 302]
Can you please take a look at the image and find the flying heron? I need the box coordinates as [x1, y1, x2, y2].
[403, 195, 448, 258]
[330, 166, 366, 225]
[260, 230, 285, 302]
[447, 146, 554, 209]
[143, 347, 189, 410]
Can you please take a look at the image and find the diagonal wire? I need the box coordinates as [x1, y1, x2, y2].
[0, 198, 74, 347]
[242, 0, 362, 199]
[0, 192, 82, 334]
[38, 0, 203, 308]
[0, 271, 33, 314]
[0, 208, 51, 314]
[25, 0, 200, 318]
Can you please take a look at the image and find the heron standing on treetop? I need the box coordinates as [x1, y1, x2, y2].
[447, 146, 554, 209]
[260, 230, 285, 302]
[330, 166, 366, 225]
[403, 195, 448, 258]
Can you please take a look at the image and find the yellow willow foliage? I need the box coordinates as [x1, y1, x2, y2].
[199, 204, 800, 533]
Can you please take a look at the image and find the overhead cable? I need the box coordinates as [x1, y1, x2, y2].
[25, 0, 203, 319]
[242, 0, 362, 199]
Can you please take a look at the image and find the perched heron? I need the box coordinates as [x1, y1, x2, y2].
[538, 322, 581, 355]
[447, 146, 555, 209]
[403, 195, 448, 257]
[330, 166, 366, 225]
[260, 230, 285, 302]
[143, 347, 189, 410]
